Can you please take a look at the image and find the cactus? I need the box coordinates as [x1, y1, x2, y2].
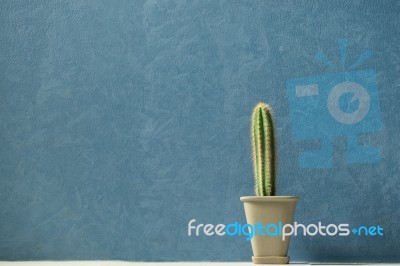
[251, 102, 277, 196]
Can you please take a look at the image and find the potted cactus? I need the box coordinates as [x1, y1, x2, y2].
[241, 102, 298, 264]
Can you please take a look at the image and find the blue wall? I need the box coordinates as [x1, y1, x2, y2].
[1, 0, 399, 262]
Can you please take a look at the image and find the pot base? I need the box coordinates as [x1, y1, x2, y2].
[252, 256, 289, 264]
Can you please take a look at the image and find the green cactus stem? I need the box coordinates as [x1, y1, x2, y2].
[251, 102, 277, 196]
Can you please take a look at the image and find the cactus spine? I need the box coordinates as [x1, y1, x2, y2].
[251, 102, 277, 196]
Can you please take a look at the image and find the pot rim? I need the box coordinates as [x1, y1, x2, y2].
[240, 196, 298, 202]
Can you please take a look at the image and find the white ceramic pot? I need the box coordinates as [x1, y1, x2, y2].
[241, 196, 298, 264]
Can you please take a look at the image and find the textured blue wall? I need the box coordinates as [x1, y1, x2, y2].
[0, 0, 399, 262]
